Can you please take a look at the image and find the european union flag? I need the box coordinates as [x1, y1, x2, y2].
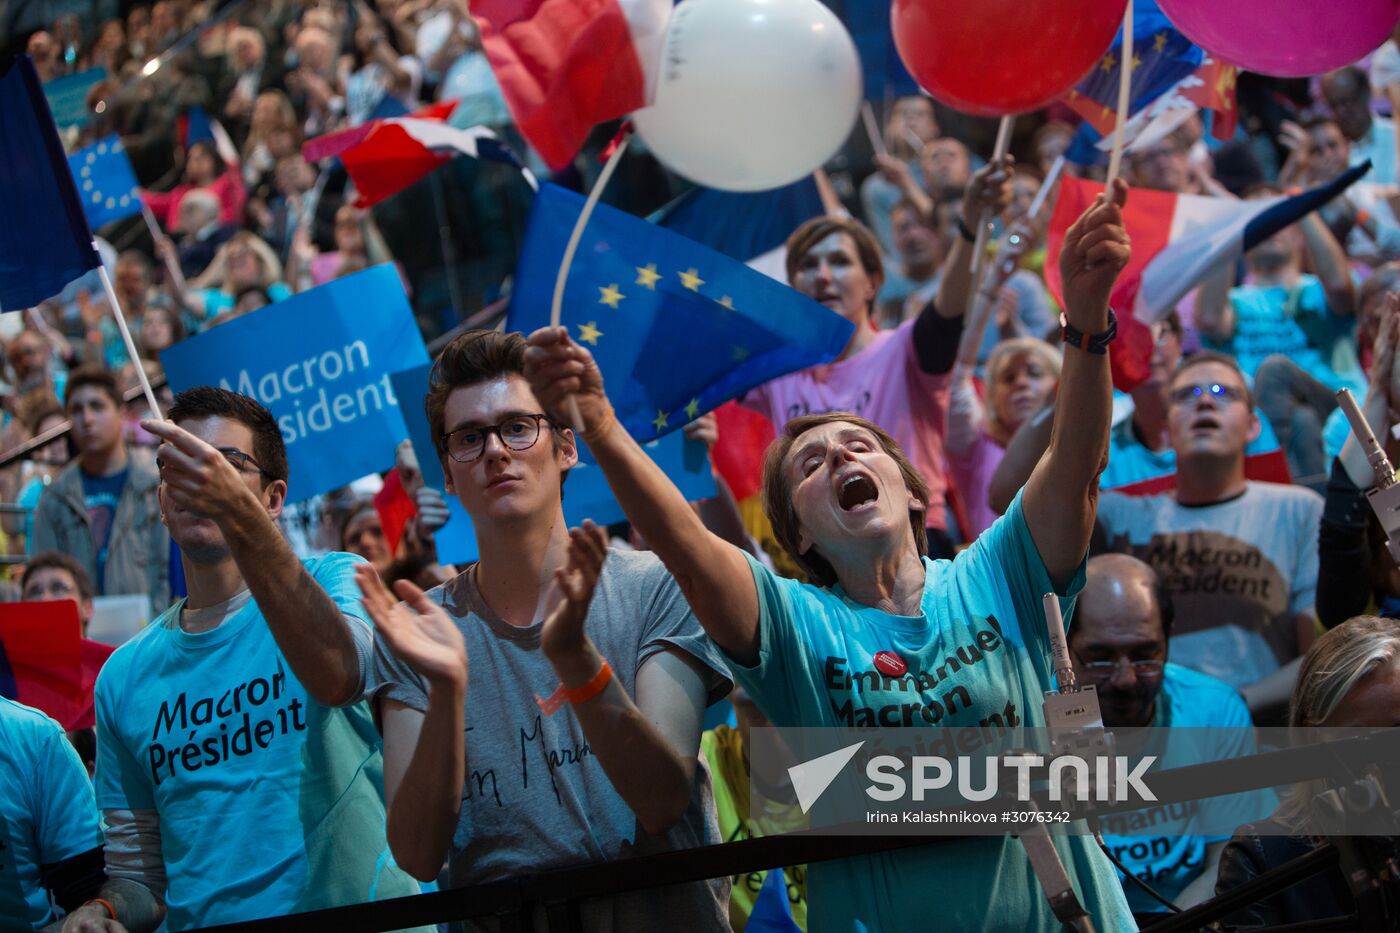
[1062, 0, 1201, 141]
[507, 183, 854, 442]
[0, 56, 100, 312]
[68, 135, 142, 230]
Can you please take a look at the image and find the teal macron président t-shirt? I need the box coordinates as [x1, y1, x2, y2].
[726, 492, 1136, 933]
[0, 697, 102, 931]
[1099, 663, 1276, 914]
[93, 552, 423, 930]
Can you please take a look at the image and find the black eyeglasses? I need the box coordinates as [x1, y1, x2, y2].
[158, 446, 271, 478]
[1076, 655, 1166, 683]
[1168, 382, 1247, 407]
[442, 414, 551, 463]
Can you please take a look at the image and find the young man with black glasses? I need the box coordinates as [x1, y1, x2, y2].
[62, 387, 424, 933]
[1095, 352, 1323, 723]
[357, 329, 732, 931]
[1071, 554, 1273, 921]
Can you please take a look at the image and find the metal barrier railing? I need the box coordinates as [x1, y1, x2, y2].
[194, 731, 1400, 933]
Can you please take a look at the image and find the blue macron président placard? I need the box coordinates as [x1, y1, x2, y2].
[388, 364, 717, 565]
[162, 265, 429, 502]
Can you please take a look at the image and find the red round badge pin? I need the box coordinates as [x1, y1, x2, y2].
[873, 651, 907, 677]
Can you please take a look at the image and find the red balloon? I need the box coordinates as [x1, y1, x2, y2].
[893, 0, 1128, 116]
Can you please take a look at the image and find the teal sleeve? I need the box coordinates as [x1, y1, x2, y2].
[721, 553, 825, 727]
[36, 725, 102, 863]
[964, 490, 1087, 658]
[94, 669, 156, 810]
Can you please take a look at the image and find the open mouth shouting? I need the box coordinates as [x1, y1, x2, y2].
[837, 471, 880, 511]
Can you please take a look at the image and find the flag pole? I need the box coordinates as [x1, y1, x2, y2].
[1103, 0, 1135, 190]
[94, 245, 163, 419]
[957, 155, 1065, 370]
[549, 129, 632, 433]
[861, 102, 888, 158]
[140, 202, 187, 296]
[967, 114, 1014, 301]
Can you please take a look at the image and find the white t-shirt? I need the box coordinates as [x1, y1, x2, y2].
[1097, 483, 1321, 688]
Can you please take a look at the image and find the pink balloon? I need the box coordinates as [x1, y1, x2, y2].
[1158, 0, 1400, 78]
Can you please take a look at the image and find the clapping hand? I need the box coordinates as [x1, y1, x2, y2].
[355, 563, 467, 689]
[539, 521, 609, 666]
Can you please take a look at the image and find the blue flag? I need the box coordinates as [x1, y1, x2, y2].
[161, 265, 429, 502]
[822, 1, 919, 101]
[507, 183, 854, 443]
[746, 867, 803, 933]
[1063, 0, 1206, 164]
[388, 364, 716, 565]
[0, 55, 100, 312]
[651, 176, 824, 264]
[68, 135, 142, 230]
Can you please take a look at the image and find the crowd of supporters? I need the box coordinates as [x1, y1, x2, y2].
[4, 2, 1400, 932]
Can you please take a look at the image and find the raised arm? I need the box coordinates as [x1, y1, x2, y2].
[1023, 180, 1131, 587]
[928, 157, 1014, 326]
[523, 328, 761, 665]
[988, 401, 1055, 515]
[1299, 212, 1355, 317]
[143, 420, 366, 706]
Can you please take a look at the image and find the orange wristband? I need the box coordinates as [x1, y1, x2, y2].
[535, 660, 613, 715]
[1356, 207, 1373, 228]
[564, 660, 613, 705]
[87, 898, 116, 919]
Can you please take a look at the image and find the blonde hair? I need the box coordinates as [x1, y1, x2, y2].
[1275, 615, 1400, 828]
[984, 337, 1061, 439]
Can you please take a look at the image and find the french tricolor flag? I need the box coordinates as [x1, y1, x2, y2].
[1045, 162, 1369, 390]
[470, 0, 670, 170]
[303, 100, 535, 206]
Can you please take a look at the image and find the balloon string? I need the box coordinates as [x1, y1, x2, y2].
[549, 131, 632, 434]
[1103, 0, 1135, 191]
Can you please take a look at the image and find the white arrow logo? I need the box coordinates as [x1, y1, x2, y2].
[787, 741, 865, 814]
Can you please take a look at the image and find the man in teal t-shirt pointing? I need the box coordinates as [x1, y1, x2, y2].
[63, 387, 425, 932]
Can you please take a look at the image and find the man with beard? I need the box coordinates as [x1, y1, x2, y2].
[1072, 554, 1274, 922]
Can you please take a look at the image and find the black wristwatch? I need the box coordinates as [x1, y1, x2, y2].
[1060, 308, 1118, 354]
[956, 214, 977, 244]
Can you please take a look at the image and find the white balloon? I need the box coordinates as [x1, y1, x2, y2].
[632, 0, 862, 192]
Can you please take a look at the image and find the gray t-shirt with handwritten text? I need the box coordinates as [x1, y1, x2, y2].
[367, 547, 732, 932]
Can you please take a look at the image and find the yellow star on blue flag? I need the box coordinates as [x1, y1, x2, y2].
[507, 183, 853, 443]
[66, 134, 142, 230]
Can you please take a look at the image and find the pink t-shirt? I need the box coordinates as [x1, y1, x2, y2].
[741, 318, 951, 530]
[948, 431, 1006, 540]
